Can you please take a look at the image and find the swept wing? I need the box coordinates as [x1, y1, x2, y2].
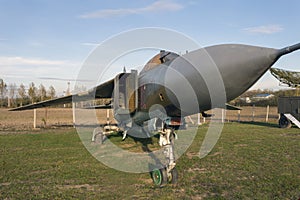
[10, 78, 114, 111]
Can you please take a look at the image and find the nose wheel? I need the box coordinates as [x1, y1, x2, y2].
[151, 168, 167, 186]
[151, 167, 178, 186]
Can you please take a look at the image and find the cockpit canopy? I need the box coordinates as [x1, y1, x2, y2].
[141, 50, 179, 74]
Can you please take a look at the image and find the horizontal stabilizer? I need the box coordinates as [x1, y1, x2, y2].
[84, 104, 113, 109]
[225, 104, 242, 110]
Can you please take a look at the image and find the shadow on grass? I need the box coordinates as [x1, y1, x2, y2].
[239, 121, 279, 128]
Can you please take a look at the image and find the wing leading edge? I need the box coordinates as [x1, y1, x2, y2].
[9, 78, 114, 111]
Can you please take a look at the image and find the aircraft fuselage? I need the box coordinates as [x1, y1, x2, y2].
[126, 44, 284, 126]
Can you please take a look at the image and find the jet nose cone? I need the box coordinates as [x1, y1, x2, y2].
[203, 44, 279, 101]
[165, 44, 280, 111]
[160, 43, 299, 114]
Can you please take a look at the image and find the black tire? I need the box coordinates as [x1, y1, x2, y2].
[279, 114, 292, 129]
[168, 167, 178, 184]
[151, 168, 167, 187]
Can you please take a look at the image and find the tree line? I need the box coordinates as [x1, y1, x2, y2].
[0, 79, 56, 108]
[231, 88, 298, 107]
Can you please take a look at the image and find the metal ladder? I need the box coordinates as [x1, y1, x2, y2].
[284, 113, 300, 128]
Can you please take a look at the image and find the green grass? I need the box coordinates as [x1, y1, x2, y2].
[0, 124, 299, 199]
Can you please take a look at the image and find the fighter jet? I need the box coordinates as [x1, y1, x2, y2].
[10, 42, 300, 186]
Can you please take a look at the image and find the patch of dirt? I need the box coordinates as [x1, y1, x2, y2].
[187, 167, 207, 173]
[28, 169, 52, 175]
[0, 182, 11, 186]
[57, 184, 99, 191]
[186, 152, 198, 159]
[209, 151, 222, 157]
[140, 178, 153, 185]
[234, 144, 248, 147]
[191, 194, 206, 200]
[280, 132, 300, 137]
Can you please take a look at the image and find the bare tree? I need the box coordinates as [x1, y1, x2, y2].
[74, 84, 87, 93]
[18, 83, 26, 106]
[38, 84, 47, 101]
[28, 82, 37, 103]
[8, 83, 16, 107]
[48, 85, 56, 99]
[0, 79, 7, 107]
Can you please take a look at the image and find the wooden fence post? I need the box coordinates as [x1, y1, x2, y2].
[107, 109, 110, 125]
[252, 105, 255, 122]
[265, 105, 270, 122]
[72, 102, 76, 127]
[33, 109, 37, 129]
[197, 113, 201, 125]
[221, 109, 225, 123]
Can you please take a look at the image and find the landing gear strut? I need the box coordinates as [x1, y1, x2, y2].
[151, 128, 178, 186]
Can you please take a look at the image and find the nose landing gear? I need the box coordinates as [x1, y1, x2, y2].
[151, 128, 178, 186]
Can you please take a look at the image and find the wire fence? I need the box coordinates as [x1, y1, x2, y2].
[187, 106, 279, 125]
[0, 106, 279, 131]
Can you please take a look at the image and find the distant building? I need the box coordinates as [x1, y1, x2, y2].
[239, 94, 275, 104]
[240, 97, 251, 103]
[252, 93, 275, 100]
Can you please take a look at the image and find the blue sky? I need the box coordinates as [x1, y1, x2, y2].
[1, 0, 300, 95]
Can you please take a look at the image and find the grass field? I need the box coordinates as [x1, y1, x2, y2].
[1, 123, 299, 199]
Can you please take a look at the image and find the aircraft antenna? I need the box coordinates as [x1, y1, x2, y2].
[278, 43, 300, 57]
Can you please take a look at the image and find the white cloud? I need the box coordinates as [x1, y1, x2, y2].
[80, 42, 99, 46]
[0, 56, 79, 81]
[0, 56, 73, 66]
[243, 24, 283, 34]
[79, 0, 184, 19]
[0, 56, 81, 94]
[28, 41, 44, 47]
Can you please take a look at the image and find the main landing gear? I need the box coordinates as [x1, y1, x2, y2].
[151, 128, 178, 186]
[92, 124, 178, 186]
